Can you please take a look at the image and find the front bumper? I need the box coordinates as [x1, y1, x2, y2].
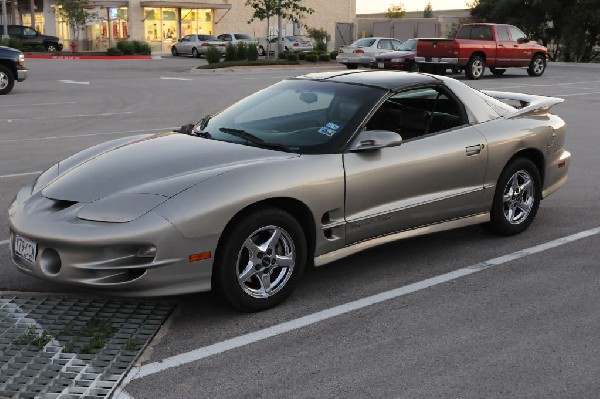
[371, 60, 411, 71]
[336, 55, 374, 66]
[17, 67, 28, 82]
[9, 190, 217, 296]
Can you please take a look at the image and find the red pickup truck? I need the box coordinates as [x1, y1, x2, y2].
[414, 23, 548, 80]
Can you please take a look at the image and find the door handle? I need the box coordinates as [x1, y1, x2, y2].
[466, 144, 484, 156]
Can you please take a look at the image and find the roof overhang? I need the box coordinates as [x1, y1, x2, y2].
[88, 1, 129, 7]
[140, 1, 232, 9]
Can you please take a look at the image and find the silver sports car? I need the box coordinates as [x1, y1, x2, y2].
[8, 71, 570, 312]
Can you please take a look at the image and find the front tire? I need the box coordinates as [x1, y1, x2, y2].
[192, 47, 199, 58]
[0, 65, 15, 95]
[214, 208, 307, 312]
[488, 158, 541, 236]
[171, 46, 178, 56]
[259, 46, 266, 56]
[465, 55, 485, 80]
[528, 54, 546, 76]
[45, 43, 59, 52]
[346, 63, 358, 69]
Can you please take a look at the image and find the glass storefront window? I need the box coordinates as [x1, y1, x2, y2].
[181, 8, 213, 37]
[21, 13, 45, 33]
[143, 7, 213, 52]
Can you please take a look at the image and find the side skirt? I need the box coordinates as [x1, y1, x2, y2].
[313, 212, 490, 267]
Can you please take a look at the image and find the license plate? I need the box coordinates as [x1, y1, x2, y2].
[14, 234, 37, 264]
[378, 62, 384, 69]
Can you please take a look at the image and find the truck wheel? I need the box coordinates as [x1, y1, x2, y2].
[490, 67, 506, 76]
[0, 65, 15, 95]
[465, 55, 485, 80]
[527, 54, 546, 76]
[259, 46, 266, 56]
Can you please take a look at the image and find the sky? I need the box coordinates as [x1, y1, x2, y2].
[357, 0, 468, 14]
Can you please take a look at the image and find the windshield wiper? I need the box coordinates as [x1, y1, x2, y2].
[219, 127, 290, 152]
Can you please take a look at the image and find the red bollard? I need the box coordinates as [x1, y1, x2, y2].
[70, 40, 78, 53]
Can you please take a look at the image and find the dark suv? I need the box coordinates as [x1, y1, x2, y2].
[0, 46, 28, 94]
[0, 25, 63, 51]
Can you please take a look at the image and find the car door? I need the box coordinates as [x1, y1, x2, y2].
[375, 39, 394, 57]
[495, 25, 513, 67]
[508, 26, 532, 66]
[22, 27, 42, 47]
[343, 86, 488, 244]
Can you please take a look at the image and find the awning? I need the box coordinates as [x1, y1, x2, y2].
[87, 1, 129, 7]
[140, 1, 232, 9]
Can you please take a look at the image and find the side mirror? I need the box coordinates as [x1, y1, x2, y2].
[349, 130, 403, 152]
[517, 37, 530, 44]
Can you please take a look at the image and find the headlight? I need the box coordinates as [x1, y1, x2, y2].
[391, 58, 405, 63]
[77, 193, 168, 223]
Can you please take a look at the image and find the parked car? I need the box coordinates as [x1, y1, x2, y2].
[171, 34, 227, 58]
[0, 45, 28, 95]
[217, 33, 258, 46]
[414, 23, 548, 79]
[336, 37, 404, 69]
[8, 71, 570, 312]
[257, 36, 313, 56]
[371, 38, 419, 71]
[0, 25, 63, 51]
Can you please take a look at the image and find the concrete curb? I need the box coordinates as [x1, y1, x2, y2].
[189, 64, 346, 75]
[25, 54, 154, 60]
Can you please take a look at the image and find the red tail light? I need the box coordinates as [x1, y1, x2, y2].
[201, 43, 210, 47]
[354, 49, 364, 54]
[293, 42, 299, 46]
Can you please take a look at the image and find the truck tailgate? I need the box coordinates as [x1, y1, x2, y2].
[416, 39, 456, 59]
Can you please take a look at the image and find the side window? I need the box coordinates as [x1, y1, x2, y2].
[391, 40, 403, 50]
[497, 26, 510, 41]
[23, 27, 37, 37]
[472, 26, 492, 40]
[509, 26, 527, 42]
[8, 26, 21, 35]
[366, 87, 465, 140]
[456, 26, 471, 40]
[377, 39, 393, 50]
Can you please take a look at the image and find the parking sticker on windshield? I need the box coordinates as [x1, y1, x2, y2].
[318, 122, 341, 137]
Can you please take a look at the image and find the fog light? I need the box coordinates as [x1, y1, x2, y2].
[137, 246, 157, 258]
[40, 248, 61, 275]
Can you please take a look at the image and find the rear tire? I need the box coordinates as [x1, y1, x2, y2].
[0, 65, 15, 95]
[490, 67, 506, 76]
[488, 158, 541, 236]
[465, 55, 485, 80]
[346, 63, 358, 69]
[192, 47, 199, 58]
[527, 54, 546, 76]
[213, 208, 307, 312]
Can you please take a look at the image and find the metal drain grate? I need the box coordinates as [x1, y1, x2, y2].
[0, 295, 173, 399]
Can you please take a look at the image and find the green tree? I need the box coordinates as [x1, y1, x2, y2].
[245, 0, 314, 58]
[385, 3, 406, 19]
[423, 2, 433, 18]
[55, 0, 89, 43]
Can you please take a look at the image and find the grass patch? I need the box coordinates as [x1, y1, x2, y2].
[197, 59, 300, 69]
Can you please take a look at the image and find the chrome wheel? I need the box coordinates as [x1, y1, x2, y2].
[236, 225, 295, 299]
[0, 65, 15, 95]
[466, 55, 485, 80]
[0, 71, 8, 90]
[502, 170, 535, 225]
[46, 44, 58, 52]
[471, 60, 483, 78]
[533, 58, 544, 74]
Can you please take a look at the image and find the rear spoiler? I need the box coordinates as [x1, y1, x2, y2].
[482, 90, 564, 118]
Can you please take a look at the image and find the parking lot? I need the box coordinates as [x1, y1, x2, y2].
[1, 57, 600, 398]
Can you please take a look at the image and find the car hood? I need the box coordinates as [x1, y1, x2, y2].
[42, 132, 297, 203]
[376, 50, 415, 60]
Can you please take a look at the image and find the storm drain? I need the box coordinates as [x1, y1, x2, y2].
[0, 295, 173, 399]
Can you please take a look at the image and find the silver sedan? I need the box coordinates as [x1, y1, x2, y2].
[8, 71, 570, 312]
[171, 34, 227, 58]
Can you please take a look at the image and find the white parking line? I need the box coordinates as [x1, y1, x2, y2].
[0, 171, 42, 179]
[160, 77, 193, 81]
[5, 112, 132, 122]
[555, 91, 600, 97]
[0, 127, 178, 143]
[0, 240, 8, 246]
[115, 226, 600, 396]
[58, 80, 90, 85]
[0, 102, 77, 108]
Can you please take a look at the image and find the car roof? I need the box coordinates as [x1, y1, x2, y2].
[294, 70, 439, 90]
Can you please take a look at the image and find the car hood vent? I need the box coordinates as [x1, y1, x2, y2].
[49, 199, 79, 211]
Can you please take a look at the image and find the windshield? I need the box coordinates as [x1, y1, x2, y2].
[398, 39, 417, 51]
[352, 38, 376, 47]
[235, 34, 252, 40]
[198, 35, 218, 41]
[199, 79, 385, 154]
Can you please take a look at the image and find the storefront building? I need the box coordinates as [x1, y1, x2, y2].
[6, 0, 354, 52]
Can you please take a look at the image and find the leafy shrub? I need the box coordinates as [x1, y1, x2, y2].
[116, 40, 135, 55]
[106, 47, 123, 56]
[329, 51, 338, 59]
[305, 53, 318, 62]
[132, 40, 152, 55]
[1, 37, 23, 49]
[205, 46, 221, 64]
[286, 52, 299, 61]
[236, 42, 247, 60]
[318, 53, 331, 62]
[298, 51, 307, 60]
[22, 45, 33, 52]
[225, 43, 237, 61]
[247, 43, 258, 61]
[34, 45, 46, 52]
[315, 41, 327, 52]
[278, 50, 289, 60]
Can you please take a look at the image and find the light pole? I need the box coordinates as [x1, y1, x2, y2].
[2, 0, 10, 40]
